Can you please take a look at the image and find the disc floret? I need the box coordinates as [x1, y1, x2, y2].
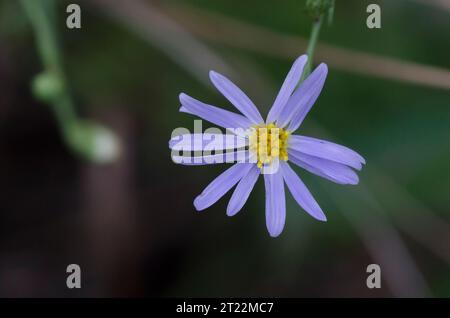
[249, 123, 290, 168]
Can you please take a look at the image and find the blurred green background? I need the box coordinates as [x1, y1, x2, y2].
[0, 0, 449, 297]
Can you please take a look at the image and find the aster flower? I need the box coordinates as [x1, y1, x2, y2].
[169, 55, 365, 237]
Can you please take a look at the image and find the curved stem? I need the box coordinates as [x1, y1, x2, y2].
[20, 0, 119, 162]
[20, 0, 77, 133]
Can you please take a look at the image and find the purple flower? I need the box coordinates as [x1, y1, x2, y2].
[169, 55, 365, 237]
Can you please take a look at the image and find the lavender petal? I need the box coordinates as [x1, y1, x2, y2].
[263, 171, 286, 237]
[289, 135, 366, 170]
[227, 165, 260, 216]
[289, 149, 359, 185]
[179, 93, 253, 129]
[280, 161, 327, 221]
[266, 55, 308, 123]
[169, 133, 247, 151]
[209, 71, 263, 124]
[172, 150, 250, 166]
[277, 63, 328, 129]
[194, 163, 254, 210]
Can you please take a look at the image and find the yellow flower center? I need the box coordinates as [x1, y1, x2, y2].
[249, 123, 290, 168]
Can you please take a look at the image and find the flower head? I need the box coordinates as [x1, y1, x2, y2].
[169, 55, 365, 237]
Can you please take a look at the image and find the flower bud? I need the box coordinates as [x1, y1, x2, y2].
[67, 121, 121, 163]
[306, 0, 334, 20]
[32, 72, 64, 102]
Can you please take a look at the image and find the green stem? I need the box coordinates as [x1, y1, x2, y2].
[302, 15, 323, 80]
[21, 0, 78, 135]
[20, 0, 119, 163]
[20, 0, 77, 134]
